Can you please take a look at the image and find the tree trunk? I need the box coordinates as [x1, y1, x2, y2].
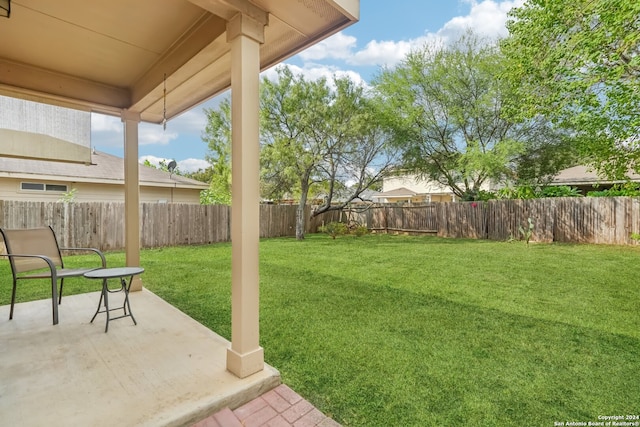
[296, 185, 309, 240]
[295, 204, 305, 240]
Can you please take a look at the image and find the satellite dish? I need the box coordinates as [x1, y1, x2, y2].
[167, 160, 177, 177]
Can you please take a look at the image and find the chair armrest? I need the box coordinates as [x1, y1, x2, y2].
[60, 247, 107, 268]
[0, 253, 59, 278]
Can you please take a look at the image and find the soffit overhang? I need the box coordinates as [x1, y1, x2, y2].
[0, 0, 359, 123]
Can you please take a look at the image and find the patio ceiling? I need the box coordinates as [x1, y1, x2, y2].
[0, 0, 358, 123]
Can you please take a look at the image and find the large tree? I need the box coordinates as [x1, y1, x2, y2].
[260, 66, 399, 239]
[501, 0, 640, 180]
[374, 32, 567, 199]
[200, 98, 232, 205]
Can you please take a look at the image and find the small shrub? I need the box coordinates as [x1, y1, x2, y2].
[497, 186, 538, 200]
[58, 188, 77, 204]
[587, 183, 640, 197]
[498, 185, 581, 199]
[460, 189, 497, 201]
[319, 221, 348, 239]
[352, 225, 369, 237]
[539, 185, 581, 198]
[518, 217, 535, 244]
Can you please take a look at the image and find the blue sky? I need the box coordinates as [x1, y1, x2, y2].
[91, 0, 524, 173]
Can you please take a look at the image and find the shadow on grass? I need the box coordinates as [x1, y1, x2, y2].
[259, 264, 640, 426]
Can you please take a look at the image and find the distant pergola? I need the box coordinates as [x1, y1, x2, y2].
[0, 0, 359, 378]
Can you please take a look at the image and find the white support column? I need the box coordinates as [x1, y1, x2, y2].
[226, 12, 265, 379]
[121, 110, 142, 292]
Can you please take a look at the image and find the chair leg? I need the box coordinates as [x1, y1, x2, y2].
[51, 277, 59, 325]
[58, 278, 64, 305]
[9, 279, 17, 320]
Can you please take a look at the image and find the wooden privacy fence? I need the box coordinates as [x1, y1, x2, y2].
[353, 197, 640, 245]
[0, 201, 340, 252]
[1, 198, 638, 248]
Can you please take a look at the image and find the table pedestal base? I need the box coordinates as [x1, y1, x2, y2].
[85, 267, 144, 333]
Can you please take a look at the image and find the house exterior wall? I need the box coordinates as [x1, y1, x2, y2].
[375, 193, 455, 204]
[382, 174, 500, 202]
[381, 175, 457, 203]
[0, 177, 202, 203]
[383, 175, 452, 194]
[376, 194, 426, 204]
[139, 186, 202, 203]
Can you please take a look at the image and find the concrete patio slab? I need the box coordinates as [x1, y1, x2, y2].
[0, 289, 280, 427]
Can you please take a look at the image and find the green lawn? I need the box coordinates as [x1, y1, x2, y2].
[2, 234, 639, 426]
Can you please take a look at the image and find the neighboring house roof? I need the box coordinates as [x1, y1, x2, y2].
[374, 187, 420, 198]
[552, 165, 640, 186]
[0, 151, 209, 190]
[354, 189, 377, 202]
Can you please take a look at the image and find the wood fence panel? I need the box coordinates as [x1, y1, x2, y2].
[261, 204, 285, 237]
[533, 199, 556, 243]
[208, 204, 230, 243]
[260, 204, 274, 238]
[554, 197, 634, 245]
[590, 198, 613, 245]
[610, 197, 632, 245]
[404, 205, 437, 233]
[363, 205, 436, 234]
[555, 198, 596, 244]
[102, 202, 124, 251]
[1, 201, 44, 229]
[487, 199, 520, 241]
[186, 204, 204, 245]
[385, 206, 402, 231]
[630, 198, 640, 243]
[437, 202, 487, 239]
[368, 206, 388, 232]
[141, 203, 161, 248]
[486, 199, 554, 243]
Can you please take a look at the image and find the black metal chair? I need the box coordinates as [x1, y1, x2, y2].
[0, 226, 106, 325]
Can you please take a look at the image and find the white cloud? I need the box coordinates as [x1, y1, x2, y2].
[439, 0, 525, 41]
[139, 123, 178, 146]
[91, 114, 178, 149]
[262, 63, 368, 89]
[300, 0, 524, 70]
[91, 113, 121, 132]
[178, 158, 210, 173]
[139, 155, 168, 168]
[91, 114, 123, 149]
[349, 37, 437, 68]
[298, 32, 357, 61]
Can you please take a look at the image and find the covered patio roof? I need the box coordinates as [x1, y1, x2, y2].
[0, 0, 357, 123]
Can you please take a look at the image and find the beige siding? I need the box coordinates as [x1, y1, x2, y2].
[0, 177, 202, 204]
[139, 186, 201, 204]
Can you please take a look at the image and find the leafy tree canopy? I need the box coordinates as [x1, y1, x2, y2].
[200, 98, 232, 205]
[501, 0, 640, 180]
[374, 31, 569, 200]
[260, 66, 400, 239]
